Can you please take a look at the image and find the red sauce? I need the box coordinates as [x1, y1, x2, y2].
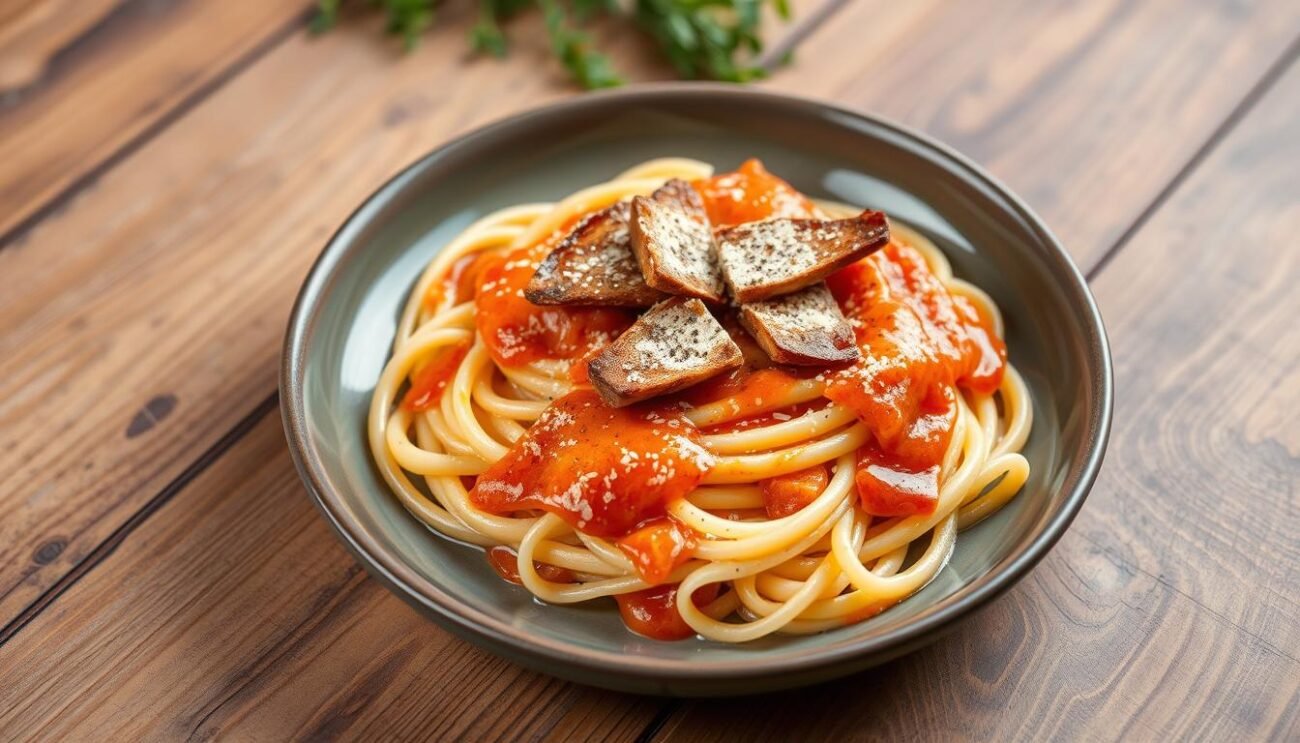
[458, 160, 1010, 636]
[469, 390, 714, 538]
[474, 227, 633, 369]
[682, 366, 811, 411]
[614, 583, 721, 641]
[761, 465, 830, 518]
[854, 385, 956, 516]
[825, 239, 1005, 516]
[425, 251, 493, 310]
[954, 295, 1005, 394]
[402, 339, 472, 411]
[694, 158, 818, 227]
[617, 519, 697, 585]
[566, 344, 606, 385]
[485, 545, 575, 584]
[878, 241, 1004, 394]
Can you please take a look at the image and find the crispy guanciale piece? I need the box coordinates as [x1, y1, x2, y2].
[716, 210, 889, 303]
[525, 201, 668, 307]
[739, 283, 860, 366]
[629, 179, 725, 302]
[588, 297, 743, 407]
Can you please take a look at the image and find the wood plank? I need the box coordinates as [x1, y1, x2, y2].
[0, 0, 805, 246]
[0, 0, 119, 88]
[765, 0, 1300, 267]
[0, 0, 1294, 727]
[4, 0, 1294, 644]
[5, 60, 1296, 732]
[0, 0, 830, 628]
[656, 543, 1299, 740]
[0, 5, 1294, 737]
[0, 416, 660, 740]
[657, 53, 1300, 743]
[0, 0, 313, 243]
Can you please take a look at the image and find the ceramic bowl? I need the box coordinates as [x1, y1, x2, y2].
[281, 84, 1112, 696]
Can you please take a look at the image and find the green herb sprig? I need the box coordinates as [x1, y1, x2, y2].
[312, 0, 792, 89]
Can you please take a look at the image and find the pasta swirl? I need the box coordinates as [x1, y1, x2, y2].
[369, 158, 1032, 642]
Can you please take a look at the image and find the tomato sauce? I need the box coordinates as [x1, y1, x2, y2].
[566, 343, 606, 385]
[694, 158, 818, 227]
[825, 239, 1005, 517]
[424, 251, 493, 311]
[402, 339, 472, 411]
[761, 465, 830, 518]
[617, 518, 697, 585]
[875, 241, 1005, 394]
[853, 385, 957, 516]
[469, 390, 714, 538]
[474, 226, 633, 369]
[682, 366, 812, 411]
[462, 159, 1009, 636]
[485, 545, 576, 585]
[614, 583, 721, 641]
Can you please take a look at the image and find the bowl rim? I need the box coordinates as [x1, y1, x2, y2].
[281, 82, 1113, 688]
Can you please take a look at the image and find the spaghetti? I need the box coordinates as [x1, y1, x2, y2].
[368, 158, 1032, 642]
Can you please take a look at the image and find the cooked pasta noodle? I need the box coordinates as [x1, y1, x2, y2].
[368, 158, 1032, 642]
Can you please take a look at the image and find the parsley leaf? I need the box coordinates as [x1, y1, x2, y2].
[314, 0, 790, 89]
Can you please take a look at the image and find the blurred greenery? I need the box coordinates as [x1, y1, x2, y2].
[312, 0, 792, 89]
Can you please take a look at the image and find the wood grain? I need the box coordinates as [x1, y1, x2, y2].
[2, 0, 1293, 635]
[0, 0, 832, 628]
[2, 0, 1289, 654]
[656, 546, 1298, 741]
[0, 0, 313, 243]
[0, 417, 660, 740]
[655, 54, 1300, 743]
[772, 0, 1300, 267]
[0, 1, 1297, 739]
[0, 0, 119, 90]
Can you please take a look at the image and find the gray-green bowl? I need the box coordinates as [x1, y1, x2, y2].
[281, 84, 1112, 696]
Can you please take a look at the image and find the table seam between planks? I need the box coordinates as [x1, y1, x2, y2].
[636, 701, 686, 743]
[1082, 32, 1300, 281]
[181, 561, 373, 741]
[754, 0, 851, 69]
[0, 2, 314, 251]
[0, 7, 1295, 738]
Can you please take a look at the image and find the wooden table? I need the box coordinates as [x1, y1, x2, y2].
[2, 1, 1297, 739]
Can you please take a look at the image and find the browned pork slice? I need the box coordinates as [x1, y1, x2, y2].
[739, 283, 860, 365]
[716, 210, 889, 303]
[629, 179, 725, 303]
[525, 201, 668, 307]
[587, 297, 743, 407]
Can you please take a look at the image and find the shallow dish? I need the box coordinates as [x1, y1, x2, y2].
[281, 84, 1112, 696]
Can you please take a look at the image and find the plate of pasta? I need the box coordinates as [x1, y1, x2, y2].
[282, 85, 1111, 695]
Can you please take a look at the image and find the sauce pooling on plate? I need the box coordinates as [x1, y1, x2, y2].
[615, 582, 721, 641]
